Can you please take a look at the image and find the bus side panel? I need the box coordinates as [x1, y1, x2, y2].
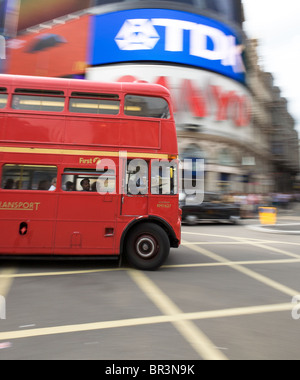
[160, 120, 178, 155]
[54, 193, 118, 255]
[148, 195, 181, 243]
[0, 113, 5, 141]
[5, 114, 65, 144]
[65, 118, 120, 147]
[64, 118, 160, 150]
[120, 120, 160, 149]
[0, 193, 58, 254]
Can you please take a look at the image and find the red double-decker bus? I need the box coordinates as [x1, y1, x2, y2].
[0, 75, 181, 270]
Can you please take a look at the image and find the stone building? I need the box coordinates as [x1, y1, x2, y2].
[246, 39, 299, 194]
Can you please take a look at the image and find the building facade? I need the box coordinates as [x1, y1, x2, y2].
[246, 39, 299, 193]
[3, 0, 299, 194]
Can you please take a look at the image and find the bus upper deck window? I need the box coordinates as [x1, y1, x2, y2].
[12, 94, 65, 112]
[0, 88, 8, 109]
[124, 95, 170, 119]
[69, 92, 120, 115]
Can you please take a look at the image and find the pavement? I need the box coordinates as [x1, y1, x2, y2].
[248, 202, 300, 235]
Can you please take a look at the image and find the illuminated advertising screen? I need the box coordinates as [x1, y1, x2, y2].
[0, 0, 8, 34]
[91, 0, 243, 26]
[17, 0, 91, 31]
[7, 15, 89, 77]
[87, 64, 252, 133]
[89, 8, 245, 83]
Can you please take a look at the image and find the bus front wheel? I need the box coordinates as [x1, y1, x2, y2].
[125, 223, 170, 271]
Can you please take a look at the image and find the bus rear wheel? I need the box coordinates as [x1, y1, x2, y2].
[125, 223, 170, 271]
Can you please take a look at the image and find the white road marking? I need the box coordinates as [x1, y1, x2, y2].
[182, 240, 300, 297]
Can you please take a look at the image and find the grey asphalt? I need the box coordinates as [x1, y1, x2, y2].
[1, 211, 300, 360]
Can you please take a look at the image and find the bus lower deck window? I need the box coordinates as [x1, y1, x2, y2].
[62, 169, 116, 193]
[151, 161, 178, 195]
[1, 165, 57, 191]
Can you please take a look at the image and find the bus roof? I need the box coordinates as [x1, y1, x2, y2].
[0, 74, 171, 98]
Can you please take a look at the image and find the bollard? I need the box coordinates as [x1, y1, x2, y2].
[258, 207, 277, 225]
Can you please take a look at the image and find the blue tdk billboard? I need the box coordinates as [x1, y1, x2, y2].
[0, 0, 8, 34]
[89, 8, 246, 83]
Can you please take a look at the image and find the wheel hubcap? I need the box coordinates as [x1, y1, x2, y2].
[136, 235, 158, 259]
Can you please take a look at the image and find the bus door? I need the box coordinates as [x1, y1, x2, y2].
[121, 159, 149, 217]
[0, 164, 58, 255]
[54, 168, 118, 255]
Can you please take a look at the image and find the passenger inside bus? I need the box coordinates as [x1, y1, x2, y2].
[65, 181, 74, 191]
[4, 179, 14, 189]
[49, 178, 57, 191]
[80, 178, 90, 191]
[38, 180, 50, 190]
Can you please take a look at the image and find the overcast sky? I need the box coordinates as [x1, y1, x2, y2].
[242, 0, 300, 135]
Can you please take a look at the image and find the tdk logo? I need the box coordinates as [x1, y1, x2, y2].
[115, 18, 244, 73]
[115, 19, 160, 50]
[90, 10, 246, 83]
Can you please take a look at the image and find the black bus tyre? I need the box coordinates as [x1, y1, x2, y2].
[125, 223, 170, 271]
